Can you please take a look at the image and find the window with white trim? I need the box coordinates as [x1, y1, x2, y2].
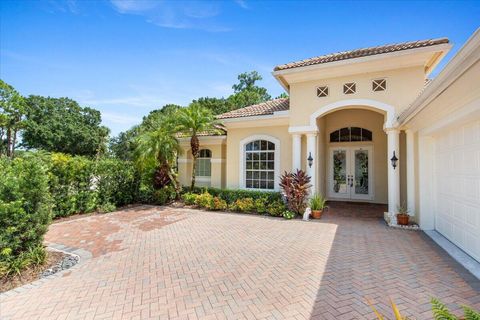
[245, 140, 275, 189]
[196, 149, 211, 177]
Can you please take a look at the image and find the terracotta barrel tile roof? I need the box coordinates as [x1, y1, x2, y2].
[216, 98, 289, 120]
[274, 38, 449, 71]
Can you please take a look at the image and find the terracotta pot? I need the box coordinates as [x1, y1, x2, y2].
[396, 214, 409, 226]
[312, 209, 323, 219]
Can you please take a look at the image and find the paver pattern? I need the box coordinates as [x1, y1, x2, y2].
[1, 203, 479, 320]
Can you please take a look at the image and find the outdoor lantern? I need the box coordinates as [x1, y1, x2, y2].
[307, 152, 313, 168]
[390, 151, 398, 170]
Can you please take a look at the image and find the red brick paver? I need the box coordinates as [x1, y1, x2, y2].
[0, 204, 478, 319]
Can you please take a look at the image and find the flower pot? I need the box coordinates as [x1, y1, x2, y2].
[396, 214, 409, 226]
[312, 209, 323, 219]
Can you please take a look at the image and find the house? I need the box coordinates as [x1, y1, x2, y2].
[178, 29, 480, 263]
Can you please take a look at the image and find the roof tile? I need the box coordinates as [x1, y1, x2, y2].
[274, 38, 449, 71]
[216, 98, 289, 120]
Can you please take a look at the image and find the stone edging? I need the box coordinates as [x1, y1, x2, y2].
[0, 243, 92, 298]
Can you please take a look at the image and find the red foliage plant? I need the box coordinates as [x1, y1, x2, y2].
[279, 169, 311, 214]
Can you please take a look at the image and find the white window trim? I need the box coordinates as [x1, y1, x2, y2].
[239, 135, 280, 191]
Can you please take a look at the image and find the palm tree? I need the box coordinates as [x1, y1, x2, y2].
[135, 114, 182, 198]
[176, 103, 221, 189]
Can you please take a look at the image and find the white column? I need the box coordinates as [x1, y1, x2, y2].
[406, 130, 416, 216]
[418, 135, 435, 230]
[292, 134, 302, 171]
[386, 129, 400, 213]
[306, 133, 317, 195]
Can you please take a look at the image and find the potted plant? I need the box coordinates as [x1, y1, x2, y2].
[396, 204, 410, 225]
[310, 194, 327, 219]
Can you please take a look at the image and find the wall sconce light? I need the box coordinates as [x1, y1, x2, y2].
[307, 152, 313, 168]
[390, 151, 398, 170]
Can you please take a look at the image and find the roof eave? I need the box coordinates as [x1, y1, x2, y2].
[272, 43, 452, 78]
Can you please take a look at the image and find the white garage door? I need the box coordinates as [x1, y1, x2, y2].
[435, 120, 480, 262]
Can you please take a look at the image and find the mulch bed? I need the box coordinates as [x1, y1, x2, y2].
[0, 250, 66, 293]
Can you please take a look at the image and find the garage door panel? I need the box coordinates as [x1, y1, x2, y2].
[435, 120, 480, 262]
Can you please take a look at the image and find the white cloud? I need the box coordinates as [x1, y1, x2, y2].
[234, 0, 249, 9]
[109, 0, 230, 32]
[101, 112, 141, 125]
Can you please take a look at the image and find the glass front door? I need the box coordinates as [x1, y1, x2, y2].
[329, 146, 372, 200]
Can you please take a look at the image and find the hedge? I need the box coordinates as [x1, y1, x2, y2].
[0, 156, 52, 272]
[183, 186, 282, 204]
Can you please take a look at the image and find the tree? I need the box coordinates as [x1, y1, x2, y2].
[135, 113, 181, 198]
[228, 71, 271, 109]
[0, 80, 27, 158]
[190, 97, 232, 115]
[276, 92, 289, 99]
[109, 104, 182, 160]
[176, 104, 221, 189]
[23, 96, 109, 157]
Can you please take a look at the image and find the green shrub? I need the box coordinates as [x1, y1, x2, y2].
[0, 156, 51, 272]
[195, 192, 214, 208]
[183, 187, 281, 204]
[97, 202, 116, 213]
[234, 198, 255, 213]
[267, 200, 287, 217]
[206, 197, 228, 211]
[182, 192, 197, 205]
[283, 210, 295, 219]
[254, 197, 268, 214]
[153, 186, 176, 205]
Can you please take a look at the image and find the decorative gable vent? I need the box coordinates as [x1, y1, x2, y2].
[317, 86, 329, 98]
[372, 79, 387, 92]
[343, 82, 356, 94]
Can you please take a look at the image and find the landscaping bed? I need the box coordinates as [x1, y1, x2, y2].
[0, 249, 78, 293]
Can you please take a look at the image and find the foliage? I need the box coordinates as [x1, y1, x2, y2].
[182, 192, 198, 205]
[23, 95, 109, 156]
[153, 186, 176, 205]
[254, 198, 268, 214]
[183, 187, 282, 204]
[176, 103, 222, 189]
[283, 210, 295, 219]
[397, 203, 409, 215]
[229, 71, 271, 108]
[266, 200, 287, 217]
[108, 126, 140, 161]
[0, 156, 51, 272]
[232, 198, 255, 213]
[431, 298, 480, 320]
[195, 192, 214, 208]
[310, 194, 327, 211]
[0, 79, 27, 158]
[190, 97, 233, 116]
[275, 92, 289, 99]
[134, 111, 182, 198]
[368, 298, 406, 320]
[280, 170, 311, 214]
[206, 197, 228, 211]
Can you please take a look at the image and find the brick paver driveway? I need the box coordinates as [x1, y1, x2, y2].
[1, 204, 479, 319]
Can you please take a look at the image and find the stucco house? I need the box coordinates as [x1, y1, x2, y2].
[178, 29, 480, 263]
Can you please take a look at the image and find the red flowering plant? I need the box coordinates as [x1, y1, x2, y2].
[279, 169, 311, 215]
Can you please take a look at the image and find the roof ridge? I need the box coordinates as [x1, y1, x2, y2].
[217, 98, 290, 120]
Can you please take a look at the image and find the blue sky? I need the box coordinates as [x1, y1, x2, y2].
[1, 0, 479, 135]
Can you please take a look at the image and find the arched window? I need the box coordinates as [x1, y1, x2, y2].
[330, 127, 372, 142]
[196, 149, 211, 177]
[245, 140, 275, 190]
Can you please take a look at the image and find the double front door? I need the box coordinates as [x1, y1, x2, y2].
[328, 146, 373, 200]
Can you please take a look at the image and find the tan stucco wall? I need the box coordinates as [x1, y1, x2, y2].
[225, 125, 291, 190]
[322, 109, 388, 203]
[178, 142, 226, 189]
[289, 66, 426, 127]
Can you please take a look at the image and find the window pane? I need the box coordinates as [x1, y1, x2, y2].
[253, 153, 259, 160]
[260, 140, 268, 150]
[267, 162, 274, 170]
[260, 181, 267, 189]
[267, 152, 274, 160]
[350, 127, 362, 141]
[246, 180, 252, 188]
[340, 127, 350, 142]
[246, 142, 253, 151]
[253, 141, 260, 151]
[268, 172, 274, 181]
[268, 181, 274, 189]
[246, 153, 253, 161]
[362, 129, 372, 141]
[246, 161, 252, 169]
[253, 162, 259, 169]
[268, 142, 275, 150]
[330, 130, 340, 142]
[246, 171, 252, 179]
